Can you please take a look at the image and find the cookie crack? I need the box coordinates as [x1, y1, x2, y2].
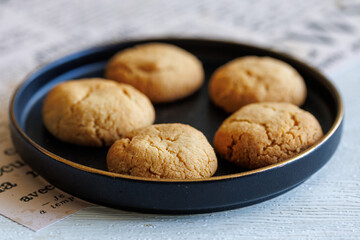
[147, 139, 192, 176]
[115, 126, 123, 139]
[69, 85, 99, 114]
[126, 165, 137, 175]
[175, 150, 193, 175]
[120, 88, 144, 115]
[229, 118, 272, 142]
[146, 139, 165, 177]
[226, 133, 254, 168]
[227, 134, 237, 161]
[58, 84, 101, 136]
[153, 126, 182, 142]
[109, 62, 134, 75]
[164, 133, 182, 142]
[291, 114, 300, 127]
[94, 126, 105, 146]
[263, 113, 301, 158]
[285, 114, 299, 139]
[91, 116, 106, 146]
[122, 88, 132, 99]
[147, 128, 193, 177]
[148, 167, 160, 176]
[228, 118, 285, 163]
[261, 104, 278, 112]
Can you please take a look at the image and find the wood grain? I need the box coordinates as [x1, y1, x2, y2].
[1, 0, 359, 239]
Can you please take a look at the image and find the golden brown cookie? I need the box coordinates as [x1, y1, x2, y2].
[209, 56, 307, 113]
[105, 43, 204, 103]
[42, 78, 155, 147]
[107, 123, 218, 179]
[213, 102, 323, 169]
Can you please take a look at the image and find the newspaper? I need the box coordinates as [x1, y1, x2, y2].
[0, 0, 359, 231]
[0, 137, 90, 231]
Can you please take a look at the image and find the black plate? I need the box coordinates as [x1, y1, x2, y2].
[10, 39, 343, 213]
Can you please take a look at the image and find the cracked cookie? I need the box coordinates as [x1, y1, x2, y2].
[105, 43, 204, 103]
[42, 78, 155, 147]
[209, 56, 307, 113]
[107, 123, 218, 179]
[213, 102, 323, 169]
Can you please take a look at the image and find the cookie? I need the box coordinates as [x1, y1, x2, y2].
[42, 78, 155, 147]
[213, 102, 323, 169]
[107, 123, 218, 179]
[105, 43, 204, 103]
[209, 56, 307, 113]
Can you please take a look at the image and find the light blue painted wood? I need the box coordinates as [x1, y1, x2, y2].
[0, 0, 359, 239]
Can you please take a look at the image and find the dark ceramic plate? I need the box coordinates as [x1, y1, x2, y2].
[10, 39, 343, 213]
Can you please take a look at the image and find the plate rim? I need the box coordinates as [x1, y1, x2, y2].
[9, 37, 344, 183]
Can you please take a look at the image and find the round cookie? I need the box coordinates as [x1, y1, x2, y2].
[42, 78, 155, 147]
[107, 123, 218, 179]
[213, 102, 323, 169]
[209, 56, 307, 113]
[105, 43, 204, 103]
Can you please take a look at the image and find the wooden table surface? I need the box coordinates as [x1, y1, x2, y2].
[0, 1, 359, 239]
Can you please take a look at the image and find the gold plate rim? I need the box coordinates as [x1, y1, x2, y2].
[9, 38, 344, 183]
